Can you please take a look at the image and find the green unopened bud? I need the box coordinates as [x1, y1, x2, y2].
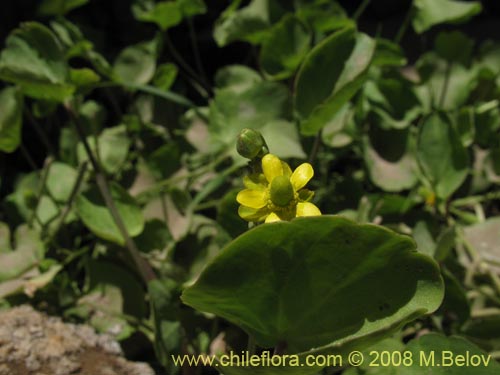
[270, 175, 294, 207]
[237, 128, 268, 159]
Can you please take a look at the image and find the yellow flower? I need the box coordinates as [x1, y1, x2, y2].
[236, 154, 321, 223]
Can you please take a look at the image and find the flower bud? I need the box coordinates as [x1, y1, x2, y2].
[236, 128, 268, 159]
[270, 175, 294, 207]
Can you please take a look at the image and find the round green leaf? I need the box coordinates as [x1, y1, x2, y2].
[417, 113, 469, 199]
[75, 183, 145, 245]
[363, 127, 419, 192]
[0, 22, 74, 101]
[46, 162, 78, 203]
[113, 40, 157, 85]
[182, 216, 444, 354]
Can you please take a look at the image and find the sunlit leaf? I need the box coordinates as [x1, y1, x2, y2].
[412, 0, 482, 34]
[75, 183, 145, 245]
[183, 216, 444, 354]
[0, 22, 74, 101]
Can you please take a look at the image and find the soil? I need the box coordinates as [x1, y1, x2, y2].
[0, 305, 155, 375]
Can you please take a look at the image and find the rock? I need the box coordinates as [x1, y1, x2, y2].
[0, 305, 155, 375]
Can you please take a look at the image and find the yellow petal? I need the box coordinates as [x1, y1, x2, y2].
[290, 163, 313, 191]
[281, 161, 292, 178]
[265, 212, 281, 223]
[238, 206, 269, 222]
[262, 154, 283, 183]
[243, 174, 267, 190]
[236, 189, 267, 209]
[296, 202, 321, 217]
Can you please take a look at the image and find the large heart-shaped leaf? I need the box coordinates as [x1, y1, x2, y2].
[294, 28, 375, 135]
[0, 87, 23, 153]
[182, 216, 444, 356]
[0, 22, 74, 101]
[412, 0, 482, 34]
[75, 183, 145, 245]
[417, 113, 469, 199]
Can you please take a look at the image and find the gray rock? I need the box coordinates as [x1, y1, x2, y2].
[0, 305, 155, 375]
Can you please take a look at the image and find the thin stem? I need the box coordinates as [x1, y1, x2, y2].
[47, 161, 88, 244]
[308, 130, 322, 164]
[451, 190, 500, 207]
[66, 103, 156, 284]
[165, 32, 211, 97]
[19, 144, 39, 171]
[353, 0, 371, 21]
[439, 62, 452, 109]
[247, 336, 256, 356]
[273, 341, 287, 356]
[29, 157, 54, 228]
[187, 17, 208, 85]
[91, 81, 197, 110]
[394, 5, 413, 44]
[24, 109, 56, 155]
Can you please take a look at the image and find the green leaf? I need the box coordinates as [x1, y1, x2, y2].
[153, 63, 178, 91]
[0, 225, 45, 282]
[213, 0, 273, 47]
[296, 0, 352, 34]
[112, 40, 157, 85]
[75, 183, 145, 245]
[412, 0, 482, 34]
[365, 78, 422, 130]
[416, 53, 475, 111]
[77, 125, 130, 174]
[177, 0, 206, 17]
[183, 216, 444, 354]
[132, 1, 183, 31]
[417, 113, 469, 199]
[38, 0, 89, 16]
[398, 333, 499, 373]
[217, 190, 248, 239]
[46, 162, 79, 203]
[456, 107, 475, 147]
[294, 28, 375, 135]
[69, 67, 100, 87]
[363, 127, 419, 192]
[260, 15, 311, 80]
[135, 219, 173, 253]
[463, 218, 500, 268]
[149, 279, 183, 374]
[144, 143, 181, 180]
[321, 103, 355, 148]
[209, 80, 295, 156]
[214, 65, 262, 94]
[0, 22, 74, 102]
[0, 87, 23, 153]
[76, 260, 147, 339]
[372, 38, 408, 67]
[435, 31, 474, 65]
